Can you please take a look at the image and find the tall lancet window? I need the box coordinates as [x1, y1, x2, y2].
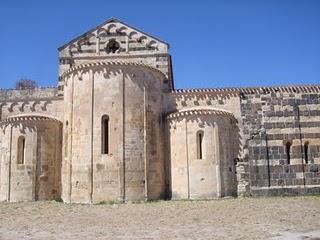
[17, 136, 26, 164]
[304, 142, 309, 164]
[197, 130, 204, 159]
[102, 115, 109, 154]
[285, 142, 292, 165]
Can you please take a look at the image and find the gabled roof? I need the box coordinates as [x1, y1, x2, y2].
[58, 17, 169, 51]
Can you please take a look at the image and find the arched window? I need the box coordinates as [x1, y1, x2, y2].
[285, 142, 291, 165]
[101, 115, 109, 154]
[17, 136, 26, 164]
[65, 121, 69, 157]
[304, 142, 309, 164]
[197, 130, 204, 159]
[105, 39, 120, 54]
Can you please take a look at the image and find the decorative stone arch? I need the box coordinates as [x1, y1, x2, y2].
[77, 33, 95, 46]
[8, 102, 19, 112]
[106, 23, 117, 33]
[128, 31, 138, 39]
[147, 40, 158, 49]
[116, 26, 128, 34]
[137, 35, 148, 44]
[97, 28, 108, 38]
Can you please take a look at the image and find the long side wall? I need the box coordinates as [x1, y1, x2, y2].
[240, 91, 320, 196]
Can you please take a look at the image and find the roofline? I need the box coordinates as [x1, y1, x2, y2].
[170, 84, 320, 94]
[58, 17, 170, 51]
[166, 108, 236, 120]
[60, 60, 168, 80]
[0, 114, 62, 124]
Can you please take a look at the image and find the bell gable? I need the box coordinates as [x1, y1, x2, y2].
[58, 17, 169, 58]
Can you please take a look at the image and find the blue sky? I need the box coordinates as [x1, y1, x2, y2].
[0, 0, 319, 89]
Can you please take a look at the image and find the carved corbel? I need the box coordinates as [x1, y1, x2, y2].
[0, 102, 7, 120]
[77, 71, 83, 81]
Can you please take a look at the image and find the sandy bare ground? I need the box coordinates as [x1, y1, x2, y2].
[0, 196, 320, 240]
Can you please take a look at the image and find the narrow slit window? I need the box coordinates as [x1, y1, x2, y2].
[304, 142, 309, 164]
[65, 121, 69, 157]
[17, 136, 26, 164]
[102, 115, 109, 154]
[285, 142, 291, 165]
[197, 131, 204, 159]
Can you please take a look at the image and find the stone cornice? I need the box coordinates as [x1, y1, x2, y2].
[61, 60, 168, 79]
[0, 87, 61, 102]
[167, 108, 235, 120]
[62, 52, 170, 60]
[171, 85, 320, 95]
[0, 115, 61, 124]
[0, 96, 63, 103]
[0, 86, 57, 91]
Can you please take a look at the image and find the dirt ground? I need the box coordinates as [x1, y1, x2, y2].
[0, 196, 320, 240]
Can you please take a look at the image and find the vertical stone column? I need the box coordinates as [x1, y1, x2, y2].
[96, 36, 100, 55]
[118, 72, 125, 202]
[143, 85, 148, 200]
[7, 125, 13, 201]
[89, 69, 95, 203]
[215, 122, 222, 197]
[185, 119, 190, 199]
[63, 74, 75, 203]
[126, 36, 129, 52]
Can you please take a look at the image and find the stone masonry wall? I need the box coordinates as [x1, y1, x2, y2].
[241, 90, 320, 196]
[0, 119, 62, 202]
[61, 63, 167, 203]
[0, 88, 63, 122]
[167, 113, 238, 199]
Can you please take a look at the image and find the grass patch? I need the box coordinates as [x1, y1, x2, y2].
[52, 196, 63, 203]
[96, 200, 118, 205]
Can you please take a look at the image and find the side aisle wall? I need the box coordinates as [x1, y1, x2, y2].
[240, 90, 320, 196]
[0, 88, 63, 121]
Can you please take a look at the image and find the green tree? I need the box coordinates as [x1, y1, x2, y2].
[15, 78, 38, 90]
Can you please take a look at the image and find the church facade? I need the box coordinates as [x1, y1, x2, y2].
[0, 18, 320, 203]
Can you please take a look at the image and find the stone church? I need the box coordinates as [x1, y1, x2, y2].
[0, 18, 319, 203]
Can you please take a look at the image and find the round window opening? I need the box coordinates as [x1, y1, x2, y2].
[106, 39, 120, 54]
